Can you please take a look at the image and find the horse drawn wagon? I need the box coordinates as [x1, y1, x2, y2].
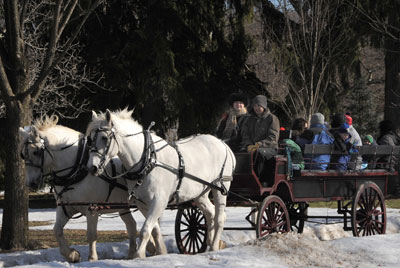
[20, 112, 400, 260]
[174, 143, 400, 254]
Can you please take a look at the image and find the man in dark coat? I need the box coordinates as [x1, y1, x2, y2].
[240, 95, 280, 185]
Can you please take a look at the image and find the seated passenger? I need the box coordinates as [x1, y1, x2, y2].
[362, 134, 378, 168]
[377, 120, 400, 171]
[240, 95, 280, 185]
[296, 113, 334, 170]
[330, 123, 357, 170]
[290, 117, 309, 142]
[215, 92, 248, 152]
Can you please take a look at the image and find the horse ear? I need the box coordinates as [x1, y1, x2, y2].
[19, 127, 29, 142]
[92, 110, 98, 120]
[106, 109, 112, 123]
[50, 114, 59, 124]
[31, 126, 39, 138]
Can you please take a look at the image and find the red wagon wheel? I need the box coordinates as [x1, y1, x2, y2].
[286, 202, 308, 233]
[175, 205, 208, 254]
[351, 181, 386, 237]
[256, 195, 291, 238]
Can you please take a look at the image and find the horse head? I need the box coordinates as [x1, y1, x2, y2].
[86, 109, 121, 176]
[19, 125, 52, 190]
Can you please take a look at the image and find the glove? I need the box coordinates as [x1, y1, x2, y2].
[247, 144, 259, 153]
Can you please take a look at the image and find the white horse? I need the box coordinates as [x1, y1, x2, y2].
[86, 108, 236, 258]
[19, 115, 159, 262]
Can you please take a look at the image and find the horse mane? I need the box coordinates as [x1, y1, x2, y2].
[33, 114, 59, 131]
[86, 108, 143, 135]
[33, 114, 82, 146]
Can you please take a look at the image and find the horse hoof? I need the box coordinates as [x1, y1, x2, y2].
[89, 256, 98, 262]
[219, 240, 227, 249]
[68, 249, 81, 263]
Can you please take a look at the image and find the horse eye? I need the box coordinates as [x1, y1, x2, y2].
[101, 136, 108, 142]
[33, 151, 39, 156]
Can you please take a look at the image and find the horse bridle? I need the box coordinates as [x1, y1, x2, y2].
[88, 126, 120, 174]
[21, 136, 52, 173]
[88, 123, 157, 180]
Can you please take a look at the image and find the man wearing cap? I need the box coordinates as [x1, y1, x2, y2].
[240, 95, 280, 185]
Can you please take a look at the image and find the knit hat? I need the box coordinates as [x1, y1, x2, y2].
[228, 92, 248, 106]
[365, 134, 374, 144]
[338, 123, 350, 134]
[252, 95, 267, 109]
[331, 113, 346, 128]
[345, 114, 352, 125]
[310, 113, 324, 126]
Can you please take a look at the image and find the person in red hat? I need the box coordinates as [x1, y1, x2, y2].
[345, 113, 362, 146]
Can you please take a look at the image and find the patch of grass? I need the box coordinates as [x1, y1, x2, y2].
[29, 221, 53, 227]
[0, 228, 129, 252]
[28, 229, 129, 250]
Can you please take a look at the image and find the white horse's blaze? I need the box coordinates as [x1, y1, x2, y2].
[86, 108, 236, 257]
[18, 116, 158, 262]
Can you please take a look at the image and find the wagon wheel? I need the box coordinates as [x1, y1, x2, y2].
[175, 205, 208, 254]
[351, 181, 386, 237]
[286, 202, 308, 233]
[256, 195, 291, 238]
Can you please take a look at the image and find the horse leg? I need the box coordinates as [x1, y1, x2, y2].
[135, 201, 167, 258]
[194, 193, 215, 249]
[210, 184, 230, 251]
[53, 207, 81, 262]
[136, 204, 165, 256]
[86, 212, 99, 261]
[119, 209, 137, 259]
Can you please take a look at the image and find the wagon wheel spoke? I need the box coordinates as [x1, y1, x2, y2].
[175, 205, 208, 254]
[352, 182, 386, 237]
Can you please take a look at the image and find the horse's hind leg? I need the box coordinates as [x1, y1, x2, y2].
[53, 207, 81, 262]
[119, 209, 137, 259]
[86, 212, 99, 261]
[194, 193, 215, 249]
[135, 201, 167, 258]
[210, 182, 230, 251]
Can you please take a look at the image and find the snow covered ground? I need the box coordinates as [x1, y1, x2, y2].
[1, 206, 400, 267]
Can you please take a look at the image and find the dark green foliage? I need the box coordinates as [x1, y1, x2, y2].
[80, 0, 258, 137]
[345, 79, 381, 138]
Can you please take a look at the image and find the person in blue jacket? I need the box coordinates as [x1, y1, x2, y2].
[296, 113, 334, 170]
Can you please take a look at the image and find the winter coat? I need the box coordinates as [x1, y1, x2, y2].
[348, 125, 362, 146]
[296, 124, 334, 170]
[240, 108, 280, 160]
[377, 131, 400, 171]
[329, 128, 358, 171]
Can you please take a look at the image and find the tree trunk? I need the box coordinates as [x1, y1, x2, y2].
[0, 100, 31, 250]
[384, 37, 400, 129]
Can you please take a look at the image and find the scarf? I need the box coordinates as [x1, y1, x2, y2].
[222, 107, 247, 140]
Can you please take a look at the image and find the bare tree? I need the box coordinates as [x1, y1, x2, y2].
[258, 0, 358, 120]
[0, 0, 101, 250]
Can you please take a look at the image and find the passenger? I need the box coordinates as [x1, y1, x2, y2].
[215, 92, 248, 152]
[364, 134, 377, 146]
[330, 113, 362, 170]
[377, 120, 400, 196]
[240, 95, 280, 185]
[296, 113, 334, 170]
[329, 123, 357, 170]
[362, 134, 378, 168]
[291, 117, 308, 142]
[345, 113, 362, 146]
[377, 120, 400, 171]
